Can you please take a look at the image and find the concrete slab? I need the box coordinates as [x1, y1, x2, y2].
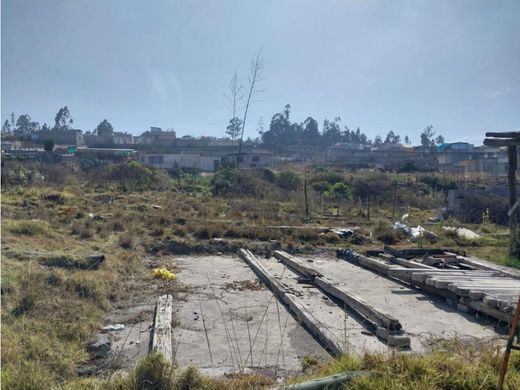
[260, 257, 389, 354]
[171, 255, 330, 377]
[305, 255, 504, 351]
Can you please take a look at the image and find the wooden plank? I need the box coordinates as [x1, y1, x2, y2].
[484, 138, 520, 147]
[313, 277, 404, 334]
[485, 131, 520, 139]
[461, 297, 514, 323]
[273, 251, 323, 278]
[508, 145, 519, 258]
[388, 256, 435, 270]
[274, 251, 404, 334]
[238, 249, 345, 356]
[151, 294, 173, 360]
[383, 246, 454, 259]
[470, 289, 520, 300]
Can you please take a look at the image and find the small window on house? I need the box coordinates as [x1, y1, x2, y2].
[148, 155, 164, 164]
[252, 155, 259, 162]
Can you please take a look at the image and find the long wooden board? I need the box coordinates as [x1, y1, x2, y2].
[273, 251, 403, 332]
[151, 294, 173, 360]
[238, 249, 345, 356]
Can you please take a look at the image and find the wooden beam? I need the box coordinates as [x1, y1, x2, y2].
[508, 145, 519, 259]
[485, 131, 520, 139]
[238, 249, 345, 356]
[274, 251, 402, 331]
[151, 294, 173, 360]
[273, 251, 323, 278]
[484, 138, 520, 147]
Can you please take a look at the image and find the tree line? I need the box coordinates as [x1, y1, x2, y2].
[2, 106, 115, 139]
[227, 103, 445, 150]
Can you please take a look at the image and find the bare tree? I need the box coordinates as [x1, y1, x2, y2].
[237, 50, 264, 164]
[226, 70, 243, 119]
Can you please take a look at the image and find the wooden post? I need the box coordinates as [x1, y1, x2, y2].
[304, 166, 309, 222]
[508, 146, 519, 259]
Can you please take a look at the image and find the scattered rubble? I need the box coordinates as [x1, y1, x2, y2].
[222, 279, 263, 291]
[86, 334, 112, 359]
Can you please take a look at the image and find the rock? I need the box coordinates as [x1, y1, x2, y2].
[87, 334, 112, 359]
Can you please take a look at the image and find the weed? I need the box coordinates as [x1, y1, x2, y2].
[119, 232, 134, 249]
[5, 220, 50, 236]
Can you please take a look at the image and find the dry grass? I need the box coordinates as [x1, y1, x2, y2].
[2, 162, 518, 389]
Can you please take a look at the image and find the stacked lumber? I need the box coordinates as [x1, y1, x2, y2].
[337, 249, 519, 323]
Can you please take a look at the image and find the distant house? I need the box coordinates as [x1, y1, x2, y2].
[137, 127, 176, 146]
[473, 146, 509, 176]
[76, 147, 137, 160]
[139, 150, 273, 171]
[113, 132, 134, 145]
[223, 152, 273, 168]
[139, 152, 223, 171]
[38, 129, 85, 146]
[436, 142, 474, 164]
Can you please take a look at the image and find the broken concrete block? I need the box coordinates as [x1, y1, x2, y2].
[87, 334, 112, 359]
[376, 327, 389, 339]
[387, 334, 411, 348]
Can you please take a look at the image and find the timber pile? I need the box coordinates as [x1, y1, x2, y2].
[337, 248, 520, 323]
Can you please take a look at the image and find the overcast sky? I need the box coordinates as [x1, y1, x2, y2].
[2, 0, 519, 144]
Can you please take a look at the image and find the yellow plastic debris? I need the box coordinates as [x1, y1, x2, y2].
[152, 268, 176, 281]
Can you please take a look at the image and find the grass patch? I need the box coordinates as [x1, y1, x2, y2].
[4, 220, 51, 236]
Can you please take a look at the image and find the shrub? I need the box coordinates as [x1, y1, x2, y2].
[211, 168, 273, 197]
[119, 232, 134, 249]
[277, 171, 301, 191]
[418, 175, 457, 192]
[373, 219, 399, 244]
[459, 193, 509, 225]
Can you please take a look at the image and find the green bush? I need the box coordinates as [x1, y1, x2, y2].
[277, 171, 301, 191]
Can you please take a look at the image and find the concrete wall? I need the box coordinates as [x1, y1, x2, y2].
[140, 153, 222, 171]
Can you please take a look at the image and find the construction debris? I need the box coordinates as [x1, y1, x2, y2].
[337, 247, 519, 323]
[221, 279, 263, 291]
[442, 226, 480, 240]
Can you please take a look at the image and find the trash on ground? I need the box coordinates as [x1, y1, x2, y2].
[102, 324, 125, 331]
[442, 226, 480, 240]
[152, 268, 177, 280]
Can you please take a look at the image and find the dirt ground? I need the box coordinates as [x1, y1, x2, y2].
[170, 255, 330, 378]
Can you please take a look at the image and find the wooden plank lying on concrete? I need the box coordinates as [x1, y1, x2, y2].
[238, 249, 345, 356]
[151, 294, 173, 360]
[274, 251, 403, 332]
[273, 251, 323, 278]
[383, 246, 463, 259]
[339, 249, 516, 323]
[387, 256, 435, 270]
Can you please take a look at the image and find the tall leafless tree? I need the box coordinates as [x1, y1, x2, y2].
[237, 50, 264, 164]
[226, 69, 243, 119]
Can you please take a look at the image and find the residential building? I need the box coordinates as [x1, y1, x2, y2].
[38, 129, 85, 146]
